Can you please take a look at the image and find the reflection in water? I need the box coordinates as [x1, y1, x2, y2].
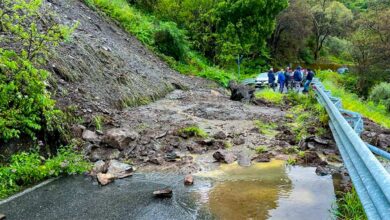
[194, 160, 335, 220]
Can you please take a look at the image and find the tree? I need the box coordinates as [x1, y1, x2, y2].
[269, 0, 313, 63]
[309, 0, 353, 60]
[0, 0, 77, 64]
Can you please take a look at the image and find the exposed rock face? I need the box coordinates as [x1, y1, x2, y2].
[233, 137, 245, 145]
[228, 81, 255, 101]
[213, 150, 237, 164]
[102, 128, 139, 150]
[184, 174, 194, 185]
[97, 173, 115, 186]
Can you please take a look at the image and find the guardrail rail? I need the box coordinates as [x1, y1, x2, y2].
[312, 79, 390, 220]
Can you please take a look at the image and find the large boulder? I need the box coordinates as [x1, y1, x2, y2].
[228, 80, 255, 101]
[107, 160, 134, 179]
[213, 150, 237, 164]
[82, 130, 100, 143]
[102, 128, 139, 150]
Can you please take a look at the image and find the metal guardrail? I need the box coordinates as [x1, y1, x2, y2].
[313, 79, 390, 220]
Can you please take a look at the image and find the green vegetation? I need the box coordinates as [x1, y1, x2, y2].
[84, 0, 240, 86]
[178, 126, 208, 138]
[318, 71, 390, 129]
[0, 49, 59, 140]
[0, 0, 77, 141]
[255, 88, 284, 105]
[286, 156, 297, 165]
[224, 141, 233, 149]
[93, 115, 104, 131]
[334, 189, 367, 220]
[369, 83, 390, 112]
[254, 119, 277, 136]
[255, 146, 268, 154]
[0, 146, 90, 199]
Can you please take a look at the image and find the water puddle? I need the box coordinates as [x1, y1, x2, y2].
[0, 160, 336, 220]
[194, 160, 335, 220]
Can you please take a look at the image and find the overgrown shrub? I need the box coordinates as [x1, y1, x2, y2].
[370, 82, 390, 112]
[154, 22, 189, 61]
[0, 146, 90, 199]
[0, 49, 60, 140]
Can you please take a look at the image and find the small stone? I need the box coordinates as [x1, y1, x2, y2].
[91, 160, 108, 175]
[253, 154, 271, 163]
[71, 124, 86, 138]
[149, 156, 164, 165]
[97, 173, 115, 186]
[82, 130, 99, 142]
[376, 134, 390, 148]
[213, 150, 237, 164]
[214, 131, 227, 140]
[153, 189, 173, 198]
[315, 166, 329, 176]
[89, 147, 120, 162]
[184, 174, 194, 185]
[233, 137, 245, 145]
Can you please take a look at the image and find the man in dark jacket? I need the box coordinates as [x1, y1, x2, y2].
[293, 66, 303, 92]
[303, 69, 315, 93]
[268, 68, 276, 91]
[284, 67, 291, 91]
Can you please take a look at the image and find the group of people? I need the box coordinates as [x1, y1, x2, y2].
[267, 66, 315, 93]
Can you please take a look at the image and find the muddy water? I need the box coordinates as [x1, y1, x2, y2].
[0, 161, 336, 220]
[195, 160, 335, 220]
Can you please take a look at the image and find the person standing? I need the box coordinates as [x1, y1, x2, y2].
[284, 67, 290, 91]
[303, 69, 315, 93]
[278, 69, 286, 93]
[293, 66, 303, 92]
[268, 68, 276, 91]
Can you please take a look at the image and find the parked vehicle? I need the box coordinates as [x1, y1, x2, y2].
[255, 72, 278, 88]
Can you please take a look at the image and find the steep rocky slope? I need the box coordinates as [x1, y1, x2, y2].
[47, 0, 213, 114]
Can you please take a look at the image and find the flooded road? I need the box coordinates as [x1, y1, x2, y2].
[0, 161, 336, 220]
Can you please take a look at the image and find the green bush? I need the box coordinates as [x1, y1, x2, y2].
[154, 22, 189, 61]
[334, 188, 367, 220]
[0, 146, 90, 199]
[318, 70, 390, 128]
[370, 82, 390, 112]
[0, 49, 60, 140]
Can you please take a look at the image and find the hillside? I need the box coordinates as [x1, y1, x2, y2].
[47, 0, 214, 114]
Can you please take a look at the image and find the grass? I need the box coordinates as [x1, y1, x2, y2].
[178, 126, 208, 138]
[286, 156, 297, 165]
[93, 115, 104, 131]
[333, 189, 367, 220]
[0, 146, 90, 199]
[84, 0, 237, 87]
[254, 119, 278, 136]
[255, 88, 284, 105]
[318, 70, 390, 129]
[255, 146, 268, 154]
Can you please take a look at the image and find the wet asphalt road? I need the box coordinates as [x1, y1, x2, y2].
[0, 174, 214, 220]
